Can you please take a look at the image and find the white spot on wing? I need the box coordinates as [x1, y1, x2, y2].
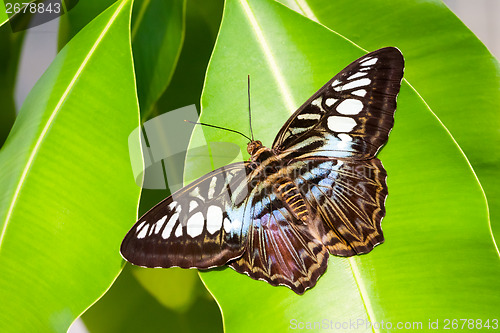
[189, 200, 198, 212]
[331, 79, 341, 87]
[311, 97, 323, 111]
[352, 89, 367, 97]
[290, 127, 308, 135]
[327, 116, 357, 132]
[337, 99, 364, 115]
[175, 224, 183, 237]
[297, 113, 321, 120]
[223, 217, 231, 233]
[337, 133, 352, 149]
[154, 216, 168, 234]
[206, 206, 223, 234]
[168, 201, 177, 210]
[189, 187, 200, 197]
[148, 224, 155, 236]
[342, 78, 371, 90]
[136, 221, 146, 233]
[348, 72, 366, 80]
[208, 177, 217, 199]
[325, 98, 337, 107]
[362, 57, 378, 66]
[223, 217, 242, 234]
[161, 214, 178, 239]
[137, 224, 149, 239]
[186, 212, 204, 237]
[338, 133, 352, 142]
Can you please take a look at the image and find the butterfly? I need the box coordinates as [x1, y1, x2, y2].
[121, 47, 404, 294]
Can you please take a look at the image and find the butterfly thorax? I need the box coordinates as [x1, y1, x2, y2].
[247, 140, 276, 163]
[246, 140, 310, 224]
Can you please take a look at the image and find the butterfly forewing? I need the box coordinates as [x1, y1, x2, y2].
[121, 162, 253, 269]
[273, 47, 404, 160]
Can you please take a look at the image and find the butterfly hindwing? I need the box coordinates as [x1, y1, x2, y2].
[120, 162, 253, 269]
[273, 47, 404, 160]
[229, 167, 330, 294]
[291, 158, 387, 256]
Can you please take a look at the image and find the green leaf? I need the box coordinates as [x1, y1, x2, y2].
[81, 266, 223, 333]
[59, 0, 187, 118]
[182, 0, 500, 330]
[154, 0, 223, 114]
[78, 2, 225, 331]
[58, 0, 117, 49]
[277, 0, 500, 255]
[132, 0, 186, 117]
[0, 1, 9, 27]
[0, 1, 140, 331]
[0, 23, 24, 147]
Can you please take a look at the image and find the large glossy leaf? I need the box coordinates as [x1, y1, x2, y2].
[0, 1, 140, 331]
[132, 0, 186, 117]
[81, 2, 225, 331]
[59, 0, 186, 118]
[278, 0, 500, 253]
[183, 0, 500, 331]
[0, 1, 9, 27]
[81, 266, 223, 333]
[154, 0, 223, 114]
[0, 1, 12, 27]
[58, 0, 117, 49]
[0, 23, 24, 147]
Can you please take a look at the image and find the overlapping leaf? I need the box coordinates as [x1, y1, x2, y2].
[184, 0, 500, 331]
[278, 0, 500, 253]
[0, 1, 140, 331]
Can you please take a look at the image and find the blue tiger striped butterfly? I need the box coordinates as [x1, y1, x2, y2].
[121, 47, 404, 294]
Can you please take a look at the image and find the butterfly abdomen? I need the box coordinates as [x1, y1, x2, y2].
[273, 178, 309, 223]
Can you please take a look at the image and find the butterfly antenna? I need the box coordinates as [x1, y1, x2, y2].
[184, 120, 252, 142]
[248, 75, 255, 141]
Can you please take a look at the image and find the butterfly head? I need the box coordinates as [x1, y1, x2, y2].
[247, 140, 263, 156]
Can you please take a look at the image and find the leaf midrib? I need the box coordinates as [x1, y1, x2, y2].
[224, 0, 497, 329]
[0, 0, 129, 252]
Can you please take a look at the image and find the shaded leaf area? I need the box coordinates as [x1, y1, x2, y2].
[279, 0, 500, 250]
[0, 1, 140, 331]
[59, 0, 186, 117]
[134, 0, 224, 305]
[138, 0, 224, 213]
[103, 0, 224, 319]
[82, 265, 223, 333]
[65, 1, 225, 331]
[58, 0, 116, 49]
[132, 0, 185, 116]
[0, 23, 24, 147]
[153, 0, 224, 116]
[130, 1, 226, 329]
[181, 0, 500, 331]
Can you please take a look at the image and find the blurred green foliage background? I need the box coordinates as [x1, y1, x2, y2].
[0, 0, 498, 332]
